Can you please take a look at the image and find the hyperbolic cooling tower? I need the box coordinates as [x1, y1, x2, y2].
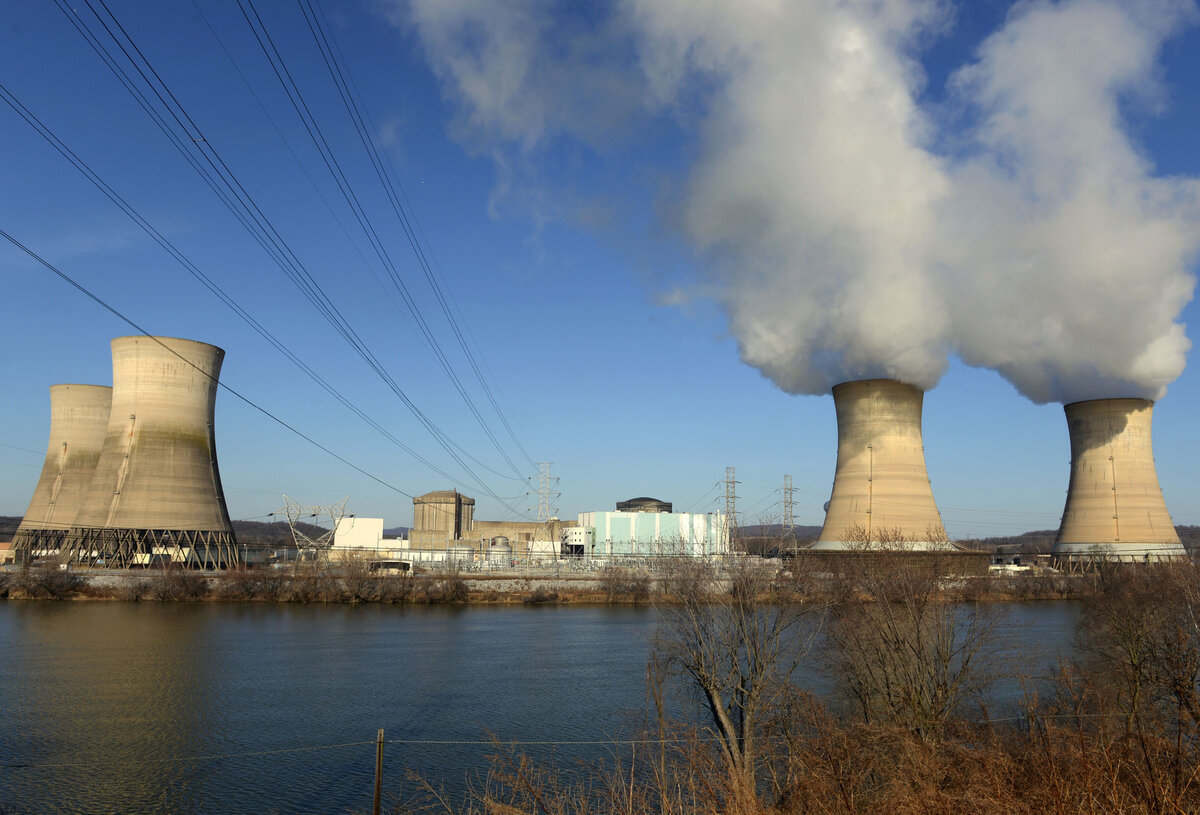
[1053, 398, 1184, 562]
[812, 379, 952, 551]
[11, 384, 113, 563]
[62, 336, 237, 568]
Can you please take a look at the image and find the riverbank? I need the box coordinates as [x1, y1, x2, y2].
[0, 562, 1100, 604]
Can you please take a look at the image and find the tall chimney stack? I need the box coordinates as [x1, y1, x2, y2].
[812, 378, 951, 550]
[1054, 398, 1184, 563]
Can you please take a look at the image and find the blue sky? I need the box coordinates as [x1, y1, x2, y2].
[2, 0, 1199, 537]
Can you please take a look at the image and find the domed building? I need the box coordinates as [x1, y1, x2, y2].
[616, 497, 672, 513]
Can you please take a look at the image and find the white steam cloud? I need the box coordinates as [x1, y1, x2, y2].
[936, 0, 1200, 403]
[392, 0, 1200, 404]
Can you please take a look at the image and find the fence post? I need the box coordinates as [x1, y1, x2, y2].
[373, 728, 384, 815]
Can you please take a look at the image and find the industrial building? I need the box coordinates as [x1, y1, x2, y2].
[1053, 398, 1185, 563]
[407, 489, 574, 557]
[408, 489, 474, 549]
[332, 516, 385, 552]
[578, 505, 729, 557]
[398, 489, 728, 562]
[812, 379, 955, 551]
[13, 335, 238, 568]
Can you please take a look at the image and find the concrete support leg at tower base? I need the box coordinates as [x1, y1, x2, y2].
[58, 527, 240, 569]
[1053, 541, 1188, 572]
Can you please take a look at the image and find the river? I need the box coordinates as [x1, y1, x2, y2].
[0, 601, 1081, 814]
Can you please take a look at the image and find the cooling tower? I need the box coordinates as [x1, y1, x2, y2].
[1053, 399, 1184, 563]
[62, 336, 237, 568]
[812, 379, 952, 551]
[11, 384, 112, 564]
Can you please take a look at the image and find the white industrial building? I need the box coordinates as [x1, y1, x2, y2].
[575, 510, 730, 558]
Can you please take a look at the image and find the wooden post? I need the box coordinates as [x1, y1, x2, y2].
[373, 728, 384, 815]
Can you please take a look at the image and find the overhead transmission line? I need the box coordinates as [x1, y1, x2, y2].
[234, 0, 529, 480]
[295, 0, 537, 471]
[4, 227, 518, 532]
[57, 0, 513, 501]
[0, 80, 468, 493]
[185, 0, 523, 487]
[53, 0, 533, 518]
[0, 227, 418, 502]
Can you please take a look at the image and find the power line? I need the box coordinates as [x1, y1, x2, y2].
[0, 80, 470, 493]
[0, 226, 417, 501]
[0, 442, 43, 455]
[7, 734, 725, 771]
[683, 481, 721, 513]
[237, 0, 527, 480]
[299, 0, 537, 471]
[53, 0, 533, 519]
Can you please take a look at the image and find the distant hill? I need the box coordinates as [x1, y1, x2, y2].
[383, 526, 410, 538]
[231, 519, 327, 548]
[969, 530, 1058, 554]
[736, 524, 822, 556]
[738, 523, 1200, 556]
[0, 516, 20, 542]
[1178, 525, 1200, 553]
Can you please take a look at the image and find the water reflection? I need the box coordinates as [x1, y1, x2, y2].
[2, 603, 212, 813]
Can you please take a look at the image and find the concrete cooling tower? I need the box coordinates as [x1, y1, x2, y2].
[812, 379, 953, 551]
[61, 336, 237, 568]
[11, 384, 112, 564]
[1053, 398, 1184, 563]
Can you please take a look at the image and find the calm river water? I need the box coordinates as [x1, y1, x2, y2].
[0, 601, 1081, 814]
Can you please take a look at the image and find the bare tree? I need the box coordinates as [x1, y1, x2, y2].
[1074, 560, 1200, 810]
[651, 557, 826, 807]
[824, 535, 1003, 734]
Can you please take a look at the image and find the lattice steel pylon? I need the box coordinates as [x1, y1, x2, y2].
[274, 495, 348, 565]
[529, 462, 560, 523]
[724, 466, 738, 544]
[782, 474, 795, 541]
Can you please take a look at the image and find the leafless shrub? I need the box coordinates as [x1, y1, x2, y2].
[825, 544, 1004, 734]
[417, 564, 469, 604]
[213, 568, 260, 600]
[286, 563, 325, 603]
[377, 573, 416, 604]
[654, 557, 716, 602]
[149, 567, 210, 601]
[13, 563, 85, 599]
[599, 566, 653, 602]
[525, 586, 559, 604]
[120, 578, 153, 601]
[338, 554, 379, 603]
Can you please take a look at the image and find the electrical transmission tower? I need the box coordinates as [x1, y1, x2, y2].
[529, 462, 561, 522]
[273, 495, 348, 565]
[724, 466, 738, 544]
[782, 474, 795, 541]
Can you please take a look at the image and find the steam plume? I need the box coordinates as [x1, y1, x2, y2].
[392, 0, 1200, 402]
[935, 0, 1200, 403]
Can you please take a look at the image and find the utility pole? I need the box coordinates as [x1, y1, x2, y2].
[782, 474, 795, 541]
[724, 466, 738, 547]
